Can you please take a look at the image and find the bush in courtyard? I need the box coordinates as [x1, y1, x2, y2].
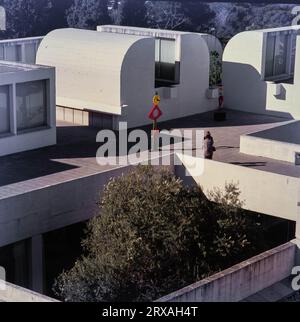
[54, 166, 266, 302]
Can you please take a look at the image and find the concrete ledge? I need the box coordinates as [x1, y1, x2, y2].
[240, 134, 300, 164]
[176, 154, 299, 221]
[240, 121, 300, 164]
[0, 280, 58, 302]
[0, 128, 56, 157]
[157, 242, 297, 302]
[57, 106, 113, 129]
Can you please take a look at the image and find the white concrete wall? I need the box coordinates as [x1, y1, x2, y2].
[223, 27, 300, 119]
[37, 28, 218, 129]
[0, 63, 56, 157]
[0, 165, 135, 247]
[157, 242, 296, 302]
[97, 25, 223, 59]
[0, 160, 174, 247]
[176, 154, 299, 221]
[117, 33, 217, 128]
[266, 34, 300, 118]
[240, 134, 300, 164]
[0, 281, 58, 302]
[118, 37, 156, 128]
[223, 31, 268, 115]
[36, 29, 150, 116]
[0, 37, 43, 64]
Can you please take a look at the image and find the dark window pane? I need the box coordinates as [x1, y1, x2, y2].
[16, 80, 47, 132]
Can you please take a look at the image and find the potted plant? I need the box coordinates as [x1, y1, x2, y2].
[206, 51, 222, 99]
[207, 51, 226, 121]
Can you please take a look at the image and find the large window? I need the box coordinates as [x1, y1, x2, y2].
[16, 80, 48, 132]
[264, 32, 296, 81]
[5, 44, 22, 62]
[0, 85, 10, 134]
[0, 45, 4, 60]
[155, 38, 180, 86]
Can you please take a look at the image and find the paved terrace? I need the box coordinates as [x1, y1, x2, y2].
[159, 109, 300, 177]
[0, 109, 299, 201]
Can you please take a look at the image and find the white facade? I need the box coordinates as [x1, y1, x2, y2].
[36, 27, 220, 129]
[223, 26, 300, 119]
[0, 61, 56, 156]
[97, 25, 223, 58]
[0, 37, 43, 64]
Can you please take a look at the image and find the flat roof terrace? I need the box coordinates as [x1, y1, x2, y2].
[159, 109, 299, 177]
[1, 109, 299, 246]
[0, 61, 50, 73]
[0, 109, 298, 201]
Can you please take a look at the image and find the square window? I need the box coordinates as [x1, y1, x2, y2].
[16, 80, 48, 132]
[0, 85, 10, 134]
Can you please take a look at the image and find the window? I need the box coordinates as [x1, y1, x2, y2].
[24, 43, 37, 64]
[16, 80, 48, 132]
[5, 44, 22, 62]
[0, 45, 4, 60]
[155, 38, 179, 86]
[290, 33, 297, 76]
[0, 85, 10, 134]
[264, 32, 296, 81]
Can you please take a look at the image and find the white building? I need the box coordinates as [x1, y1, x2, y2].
[36, 27, 222, 129]
[0, 37, 43, 64]
[0, 61, 56, 156]
[97, 25, 223, 58]
[223, 26, 300, 119]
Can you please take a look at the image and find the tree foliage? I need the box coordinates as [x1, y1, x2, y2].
[219, 3, 296, 39]
[181, 2, 216, 32]
[0, 0, 52, 38]
[209, 51, 222, 87]
[120, 0, 147, 27]
[54, 166, 266, 302]
[66, 0, 111, 30]
[146, 1, 215, 32]
[0, 1, 297, 41]
[146, 1, 188, 30]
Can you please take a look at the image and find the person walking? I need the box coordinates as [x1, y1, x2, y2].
[204, 131, 215, 160]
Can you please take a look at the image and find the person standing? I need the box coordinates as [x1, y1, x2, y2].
[204, 131, 215, 160]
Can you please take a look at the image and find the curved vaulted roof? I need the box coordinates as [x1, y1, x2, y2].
[36, 28, 150, 114]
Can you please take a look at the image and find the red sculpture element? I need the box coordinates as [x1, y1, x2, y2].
[148, 104, 162, 122]
[219, 95, 224, 109]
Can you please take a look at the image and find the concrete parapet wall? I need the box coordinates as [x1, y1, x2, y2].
[0, 166, 133, 247]
[0, 37, 43, 64]
[157, 242, 297, 302]
[56, 106, 114, 129]
[176, 154, 299, 221]
[241, 134, 300, 164]
[0, 159, 174, 247]
[0, 281, 58, 302]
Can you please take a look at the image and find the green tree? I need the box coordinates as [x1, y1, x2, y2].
[110, 0, 122, 25]
[66, 0, 111, 30]
[120, 0, 147, 27]
[219, 3, 295, 39]
[181, 2, 216, 32]
[54, 166, 266, 302]
[209, 51, 222, 87]
[146, 1, 188, 30]
[46, 0, 73, 31]
[1, 0, 52, 38]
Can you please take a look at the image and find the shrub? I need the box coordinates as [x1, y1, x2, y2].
[54, 166, 265, 302]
